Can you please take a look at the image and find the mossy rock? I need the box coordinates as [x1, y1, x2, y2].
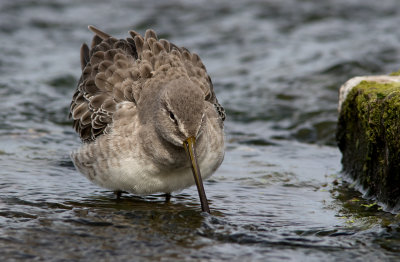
[337, 75, 400, 210]
[390, 69, 400, 76]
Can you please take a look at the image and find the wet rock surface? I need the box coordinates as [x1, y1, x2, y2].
[337, 76, 400, 209]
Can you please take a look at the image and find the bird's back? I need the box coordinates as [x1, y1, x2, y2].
[70, 26, 224, 142]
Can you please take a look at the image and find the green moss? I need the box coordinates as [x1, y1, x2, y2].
[389, 69, 400, 76]
[345, 80, 400, 147]
[338, 80, 400, 208]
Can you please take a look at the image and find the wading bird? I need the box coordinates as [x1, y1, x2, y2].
[70, 26, 225, 213]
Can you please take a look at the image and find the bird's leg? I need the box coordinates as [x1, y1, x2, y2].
[164, 193, 171, 202]
[114, 190, 122, 199]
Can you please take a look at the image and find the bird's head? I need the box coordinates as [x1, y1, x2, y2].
[154, 77, 210, 213]
[155, 77, 205, 147]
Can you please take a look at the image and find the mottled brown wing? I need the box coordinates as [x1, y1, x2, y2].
[214, 98, 226, 122]
[203, 74, 225, 122]
[69, 30, 138, 142]
[70, 26, 224, 142]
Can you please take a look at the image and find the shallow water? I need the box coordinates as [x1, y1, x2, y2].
[1, 0, 400, 261]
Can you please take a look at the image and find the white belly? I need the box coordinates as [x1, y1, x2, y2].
[71, 135, 224, 195]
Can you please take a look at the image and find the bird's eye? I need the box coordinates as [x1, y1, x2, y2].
[169, 111, 176, 122]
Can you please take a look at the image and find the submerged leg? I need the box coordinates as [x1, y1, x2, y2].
[165, 193, 171, 202]
[114, 191, 122, 199]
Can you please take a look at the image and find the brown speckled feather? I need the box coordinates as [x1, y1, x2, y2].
[70, 25, 224, 142]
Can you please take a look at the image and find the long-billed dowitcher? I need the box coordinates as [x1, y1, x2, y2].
[69, 26, 225, 213]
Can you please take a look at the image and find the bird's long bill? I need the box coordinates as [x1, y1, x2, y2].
[184, 137, 211, 213]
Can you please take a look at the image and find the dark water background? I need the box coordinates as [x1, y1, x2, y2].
[1, 0, 400, 261]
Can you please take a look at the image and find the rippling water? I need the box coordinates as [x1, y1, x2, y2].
[2, 0, 400, 261]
